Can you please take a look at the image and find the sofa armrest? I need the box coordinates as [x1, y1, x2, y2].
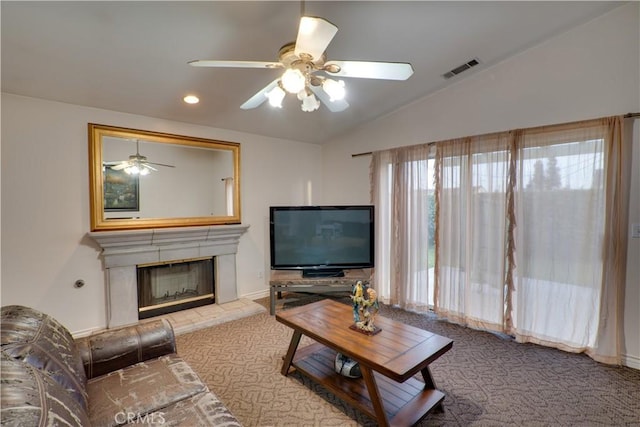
[75, 318, 177, 379]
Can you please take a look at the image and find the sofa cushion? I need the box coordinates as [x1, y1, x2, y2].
[87, 353, 208, 427]
[0, 305, 88, 410]
[136, 391, 243, 426]
[0, 353, 90, 427]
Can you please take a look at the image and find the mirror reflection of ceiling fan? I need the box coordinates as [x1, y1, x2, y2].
[188, 15, 414, 112]
[108, 139, 175, 176]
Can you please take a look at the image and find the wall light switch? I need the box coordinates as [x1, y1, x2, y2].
[632, 223, 640, 239]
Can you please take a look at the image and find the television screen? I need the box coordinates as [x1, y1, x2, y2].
[270, 205, 374, 277]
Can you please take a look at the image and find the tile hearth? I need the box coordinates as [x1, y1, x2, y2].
[151, 298, 266, 335]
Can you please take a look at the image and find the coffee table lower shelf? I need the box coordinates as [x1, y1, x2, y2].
[290, 343, 445, 426]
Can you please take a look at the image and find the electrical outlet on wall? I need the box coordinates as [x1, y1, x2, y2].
[632, 223, 640, 239]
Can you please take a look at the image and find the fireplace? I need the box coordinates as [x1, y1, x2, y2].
[88, 224, 249, 328]
[137, 257, 215, 319]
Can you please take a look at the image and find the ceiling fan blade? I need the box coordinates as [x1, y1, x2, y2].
[142, 164, 158, 172]
[110, 162, 129, 171]
[324, 60, 414, 80]
[188, 60, 283, 69]
[294, 16, 338, 61]
[309, 85, 349, 112]
[145, 161, 175, 168]
[240, 79, 280, 110]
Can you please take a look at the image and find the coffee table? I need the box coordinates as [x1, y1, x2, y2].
[276, 299, 453, 427]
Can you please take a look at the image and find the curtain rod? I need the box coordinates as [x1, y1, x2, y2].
[352, 151, 372, 158]
[351, 112, 640, 158]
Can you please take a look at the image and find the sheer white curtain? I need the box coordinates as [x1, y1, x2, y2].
[510, 118, 628, 364]
[370, 116, 628, 364]
[434, 134, 511, 332]
[370, 144, 434, 311]
[370, 150, 393, 303]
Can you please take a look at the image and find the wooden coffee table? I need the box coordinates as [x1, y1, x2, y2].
[276, 299, 453, 427]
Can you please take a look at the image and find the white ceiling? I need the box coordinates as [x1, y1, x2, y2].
[1, 1, 623, 144]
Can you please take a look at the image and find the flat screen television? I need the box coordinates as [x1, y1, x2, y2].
[269, 205, 374, 278]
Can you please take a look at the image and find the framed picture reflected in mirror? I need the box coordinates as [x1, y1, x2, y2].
[103, 166, 139, 212]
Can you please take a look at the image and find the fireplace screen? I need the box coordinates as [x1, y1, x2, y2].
[137, 257, 214, 319]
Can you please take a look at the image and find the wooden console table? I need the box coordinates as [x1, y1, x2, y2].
[269, 269, 371, 315]
[276, 299, 453, 426]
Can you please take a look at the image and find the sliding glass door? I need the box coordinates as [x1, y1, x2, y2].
[435, 135, 510, 332]
[511, 126, 606, 351]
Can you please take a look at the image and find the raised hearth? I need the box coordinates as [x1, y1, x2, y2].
[88, 224, 249, 328]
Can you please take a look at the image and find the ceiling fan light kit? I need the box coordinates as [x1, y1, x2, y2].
[125, 164, 150, 176]
[189, 15, 413, 112]
[110, 139, 175, 176]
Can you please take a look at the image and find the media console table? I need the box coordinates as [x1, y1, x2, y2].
[268, 269, 371, 315]
[277, 299, 453, 426]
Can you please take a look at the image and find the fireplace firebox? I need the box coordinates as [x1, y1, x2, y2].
[137, 257, 215, 319]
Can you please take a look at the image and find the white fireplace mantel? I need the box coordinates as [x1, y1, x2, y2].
[88, 224, 249, 328]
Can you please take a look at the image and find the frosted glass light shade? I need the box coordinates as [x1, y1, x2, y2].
[300, 92, 320, 112]
[322, 78, 346, 101]
[125, 165, 140, 175]
[266, 86, 286, 107]
[281, 68, 306, 94]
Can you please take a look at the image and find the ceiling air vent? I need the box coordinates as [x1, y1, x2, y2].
[442, 58, 480, 79]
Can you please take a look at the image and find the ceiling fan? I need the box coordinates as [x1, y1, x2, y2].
[188, 15, 414, 112]
[108, 140, 175, 176]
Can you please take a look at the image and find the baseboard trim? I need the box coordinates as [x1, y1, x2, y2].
[241, 289, 270, 301]
[622, 353, 640, 370]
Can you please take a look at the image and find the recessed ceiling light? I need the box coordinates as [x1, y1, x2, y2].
[183, 95, 199, 104]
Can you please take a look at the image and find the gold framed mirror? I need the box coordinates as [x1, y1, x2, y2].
[89, 123, 241, 231]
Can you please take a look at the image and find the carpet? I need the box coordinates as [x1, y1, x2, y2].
[176, 296, 640, 426]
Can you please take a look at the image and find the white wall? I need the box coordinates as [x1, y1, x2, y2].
[1, 94, 322, 334]
[322, 3, 640, 368]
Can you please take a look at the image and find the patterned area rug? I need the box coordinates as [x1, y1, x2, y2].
[176, 296, 640, 426]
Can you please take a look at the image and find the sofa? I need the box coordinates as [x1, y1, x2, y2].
[0, 305, 242, 426]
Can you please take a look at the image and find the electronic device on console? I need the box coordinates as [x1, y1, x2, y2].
[269, 205, 374, 278]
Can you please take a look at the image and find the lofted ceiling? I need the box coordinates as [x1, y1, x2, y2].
[1, 1, 624, 144]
